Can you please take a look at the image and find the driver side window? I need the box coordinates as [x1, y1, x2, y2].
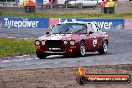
[87, 23, 93, 31]
[87, 23, 95, 35]
[87, 23, 99, 33]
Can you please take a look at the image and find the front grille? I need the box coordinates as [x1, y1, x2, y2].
[46, 40, 62, 48]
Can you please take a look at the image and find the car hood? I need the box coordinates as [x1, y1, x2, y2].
[37, 34, 80, 41]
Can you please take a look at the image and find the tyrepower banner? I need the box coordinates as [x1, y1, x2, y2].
[49, 18, 124, 30]
[0, 18, 49, 28]
[0, 18, 124, 29]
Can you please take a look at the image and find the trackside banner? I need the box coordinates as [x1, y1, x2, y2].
[49, 18, 124, 30]
[0, 17, 124, 29]
[0, 18, 49, 28]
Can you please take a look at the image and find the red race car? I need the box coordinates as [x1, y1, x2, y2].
[35, 22, 109, 59]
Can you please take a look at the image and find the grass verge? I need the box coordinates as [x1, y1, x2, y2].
[1, 12, 132, 18]
[0, 37, 35, 58]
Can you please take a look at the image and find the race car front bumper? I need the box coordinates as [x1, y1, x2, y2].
[36, 45, 78, 55]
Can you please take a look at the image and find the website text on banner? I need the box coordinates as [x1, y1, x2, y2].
[49, 18, 124, 30]
[0, 18, 49, 28]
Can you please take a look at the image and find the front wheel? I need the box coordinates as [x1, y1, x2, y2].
[98, 41, 108, 55]
[78, 41, 86, 57]
[36, 53, 47, 59]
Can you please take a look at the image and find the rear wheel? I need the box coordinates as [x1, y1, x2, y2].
[98, 41, 108, 55]
[36, 53, 47, 59]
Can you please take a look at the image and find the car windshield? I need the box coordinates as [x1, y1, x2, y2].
[51, 23, 87, 34]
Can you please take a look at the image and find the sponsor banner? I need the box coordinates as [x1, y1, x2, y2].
[49, 18, 124, 30]
[76, 74, 131, 84]
[60, 18, 124, 30]
[0, 18, 49, 28]
[76, 66, 131, 85]
[0, 18, 125, 29]
[124, 18, 132, 30]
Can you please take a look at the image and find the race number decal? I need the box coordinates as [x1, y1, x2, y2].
[93, 37, 97, 47]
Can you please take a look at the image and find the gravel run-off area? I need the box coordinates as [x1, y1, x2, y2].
[0, 64, 132, 88]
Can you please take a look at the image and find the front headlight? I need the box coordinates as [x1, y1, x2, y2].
[70, 40, 75, 45]
[41, 40, 45, 45]
[35, 40, 40, 46]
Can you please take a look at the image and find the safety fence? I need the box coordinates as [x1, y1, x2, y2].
[0, 17, 132, 29]
[0, 1, 132, 14]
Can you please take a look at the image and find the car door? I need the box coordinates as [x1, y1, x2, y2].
[85, 31, 97, 51]
[93, 32, 102, 50]
[96, 31, 106, 49]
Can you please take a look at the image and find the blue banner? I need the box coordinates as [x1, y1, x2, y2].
[0, 17, 124, 30]
[0, 18, 49, 28]
[59, 18, 124, 30]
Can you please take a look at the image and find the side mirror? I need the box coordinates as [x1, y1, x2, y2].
[52, 25, 56, 29]
[46, 32, 49, 35]
[89, 31, 94, 35]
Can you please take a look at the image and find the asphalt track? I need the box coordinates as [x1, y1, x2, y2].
[0, 29, 132, 70]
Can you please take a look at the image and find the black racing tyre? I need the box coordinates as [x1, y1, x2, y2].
[36, 53, 47, 59]
[78, 41, 86, 57]
[98, 41, 108, 55]
[76, 76, 86, 85]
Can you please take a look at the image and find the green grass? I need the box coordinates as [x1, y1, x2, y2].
[0, 37, 35, 57]
[1, 12, 132, 18]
